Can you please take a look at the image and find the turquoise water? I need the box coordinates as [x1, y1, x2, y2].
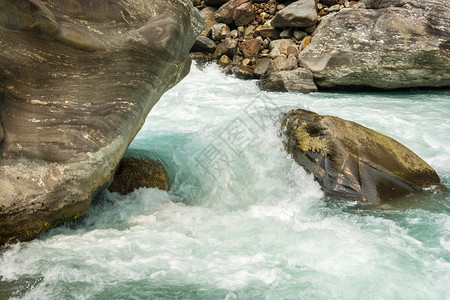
[1, 63, 449, 299]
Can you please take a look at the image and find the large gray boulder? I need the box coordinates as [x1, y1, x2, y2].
[282, 109, 441, 204]
[271, 0, 318, 28]
[0, 0, 203, 246]
[299, 0, 450, 89]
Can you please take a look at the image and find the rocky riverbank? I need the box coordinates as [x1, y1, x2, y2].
[190, 0, 450, 91]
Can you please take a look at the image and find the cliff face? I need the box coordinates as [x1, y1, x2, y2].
[0, 0, 203, 245]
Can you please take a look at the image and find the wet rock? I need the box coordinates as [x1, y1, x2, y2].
[108, 153, 170, 195]
[281, 109, 441, 203]
[211, 23, 230, 41]
[233, 2, 254, 26]
[192, 36, 217, 53]
[215, 0, 249, 25]
[260, 68, 317, 93]
[213, 37, 238, 58]
[0, 0, 203, 246]
[219, 54, 232, 66]
[271, 0, 318, 28]
[190, 52, 211, 62]
[241, 38, 262, 58]
[233, 64, 254, 79]
[299, 0, 450, 89]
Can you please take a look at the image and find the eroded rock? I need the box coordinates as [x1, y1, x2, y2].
[0, 0, 203, 245]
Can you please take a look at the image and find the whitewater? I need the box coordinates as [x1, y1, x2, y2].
[1, 63, 449, 299]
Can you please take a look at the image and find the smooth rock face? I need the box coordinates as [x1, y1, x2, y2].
[260, 68, 317, 93]
[299, 1, 450, 89]
[282, 109, 441, 204]
[0, 0, 203, 245]
[108, 151, 170, 195]
[271, 0, 318, 28]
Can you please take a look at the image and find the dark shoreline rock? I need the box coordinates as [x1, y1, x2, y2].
[108, 150, 170, 195]
[0, 0, 203, 246]
[282, 109, 441, 204]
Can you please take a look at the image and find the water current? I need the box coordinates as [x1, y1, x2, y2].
[1, 63, 449, 299]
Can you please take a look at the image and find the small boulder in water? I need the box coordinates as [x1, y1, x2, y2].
[281, 109, 441, 204]
[108, 152, 170, 195]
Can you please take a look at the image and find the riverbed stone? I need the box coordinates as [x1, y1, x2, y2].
[260, 68, 317, 93]
[213, 37, 238, 58]
[281, 109, 441, 203]
[256, 24, 280, 39]
[233, 2, 254, 26]
[271, 0, 318, 28]
[215, 0, 249, 25]
[211, 23, 230, 41]
[269, 39, 295, 55]
[253, 57, 272, 77]
[200, 6, 218, 37]
[241, 38, 262, 58]
[192, 36, 217, 53]
[299, 0, 450, 89]
[0, 0, 203, 246]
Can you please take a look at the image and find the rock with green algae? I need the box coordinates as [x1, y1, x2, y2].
[281, 109, 441, 204]
[0, 0, 203, 246]
[108, 152, 170, 195]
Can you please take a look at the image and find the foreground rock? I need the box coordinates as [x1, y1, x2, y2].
[0, 0, 202, 246]
[299, 0, 450, 89]
[282, 109, 441, 204]
[108, 151, 170, 195]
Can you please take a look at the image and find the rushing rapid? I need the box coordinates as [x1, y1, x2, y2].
[1, 63, 449, 299]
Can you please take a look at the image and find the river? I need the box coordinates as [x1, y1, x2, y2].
[1, 63, 449, 299]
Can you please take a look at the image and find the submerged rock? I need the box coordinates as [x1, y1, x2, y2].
[0, 0, 203, 246]
[281, 109, 441, 204]
[299, 0, 450, 89]
[108, 152, 170, 195]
